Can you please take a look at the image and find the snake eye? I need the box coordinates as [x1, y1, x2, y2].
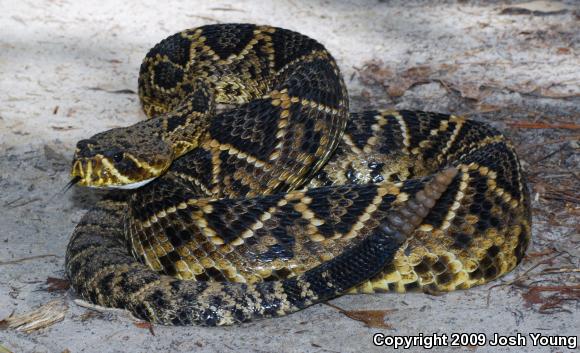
[113, 153, 124, 163]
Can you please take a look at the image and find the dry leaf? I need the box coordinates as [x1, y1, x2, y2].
[501, 1, 572, 15]
[46, 277, 71, 292]
[358, 61, 460, 98]
[386, 67, 432, 98]
[556, 47, 571, 55]
[522, 285, 580, 313]
[357, 60, 394, 86]
[386, 83, 408, 98]
[402, 66, 432, 79]
[340, 309, 395, 329]
[134, 321, 155, 335]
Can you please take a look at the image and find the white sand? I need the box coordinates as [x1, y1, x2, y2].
[1, 1, 578, 352]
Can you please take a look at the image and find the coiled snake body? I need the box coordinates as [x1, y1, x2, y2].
[65, 24, 531, 326]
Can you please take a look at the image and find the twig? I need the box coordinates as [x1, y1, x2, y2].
[209, 7, 245, 12]
[541, 188, 580, 204]
[541, 268, 580, 275]
[3, 197, 42, 208]
[73, 299, 129, 315]
[85, 87, 136, 94]
[3, 196, 23, 206]
[323, 301, 347, 313]
[0, 299, 67, 333]
[486, 252, 564, 306]
[185, 15, 222, 23]
[507, 121, 580, 130]
[531, 144, 568, 164]
[73, 299, 141, 322]
[0, 254, 57, 266]
[520, 135, 580, 149]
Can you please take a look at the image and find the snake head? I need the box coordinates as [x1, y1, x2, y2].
[70, 123, 173, 189]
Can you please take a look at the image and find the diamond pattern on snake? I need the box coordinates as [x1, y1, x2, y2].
[65, 24, 531, 326]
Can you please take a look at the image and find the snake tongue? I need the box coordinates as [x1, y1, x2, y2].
[62, 176, 82, 194]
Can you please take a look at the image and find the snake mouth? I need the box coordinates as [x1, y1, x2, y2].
[71, 155, 166, 188]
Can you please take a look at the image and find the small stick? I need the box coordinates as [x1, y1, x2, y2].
[0, 254, 57, 266]
[1, 300, 67, 333]
[486, 253, 564, 306]
[4, 197, 42, 208]
[541, 268, 580, 275]
[520, 135, 580, 149]
[507, 121, 580, 130]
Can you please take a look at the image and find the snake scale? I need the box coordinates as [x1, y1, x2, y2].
[65, 24, 531, 326]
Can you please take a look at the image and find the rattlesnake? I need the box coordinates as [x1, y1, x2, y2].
[65, 24, 531, 326]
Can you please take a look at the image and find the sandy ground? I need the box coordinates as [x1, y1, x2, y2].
[1, 0, 579, 352]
